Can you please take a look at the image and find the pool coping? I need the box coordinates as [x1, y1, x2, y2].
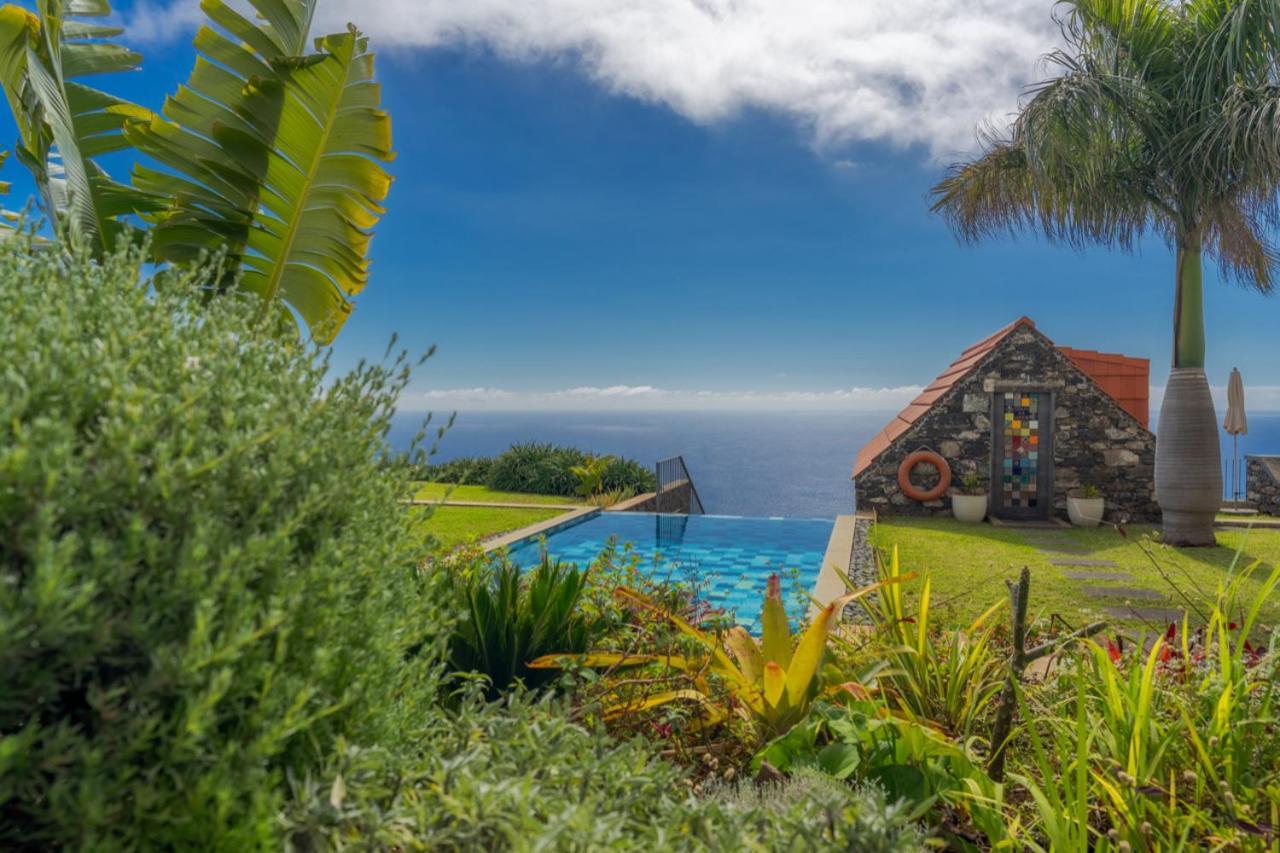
[812, 514, 861, 609]
[483, 506, 601, 553]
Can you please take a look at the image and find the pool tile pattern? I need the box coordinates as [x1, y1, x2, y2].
[505, 513, 834, 631]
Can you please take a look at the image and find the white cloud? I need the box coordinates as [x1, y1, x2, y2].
[413, 383, 923, 411]
[128, 0, 1063, 158]
[122, 0, 204, 43]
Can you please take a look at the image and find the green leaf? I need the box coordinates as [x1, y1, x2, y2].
[0, 0, 152, 251]
[816, 742, 860, 779]
[128, 2, 393, 344]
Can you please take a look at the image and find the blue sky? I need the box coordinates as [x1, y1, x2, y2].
[9, 1, 1280, 410]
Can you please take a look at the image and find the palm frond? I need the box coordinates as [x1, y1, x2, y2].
[127, 1, 393, 344]
[0, 0, 156, 251]
[1203, 196, 1280, 293]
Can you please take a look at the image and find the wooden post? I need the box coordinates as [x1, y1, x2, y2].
[987, 566, 1106, 782]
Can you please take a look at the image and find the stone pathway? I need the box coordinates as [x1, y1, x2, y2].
[1013, 530, 1183, 625]
[1102, 606, 1187, 625]
[1081, 585, 1164, 600]
[1061, 570, 1133, 581]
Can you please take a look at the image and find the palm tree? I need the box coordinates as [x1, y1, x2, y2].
[930, 0, 1280, 546]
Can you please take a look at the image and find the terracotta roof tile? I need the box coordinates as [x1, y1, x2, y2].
[1059, 347, 1150, 427]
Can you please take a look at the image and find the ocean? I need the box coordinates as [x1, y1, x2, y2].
[390, 410, 1280, 518]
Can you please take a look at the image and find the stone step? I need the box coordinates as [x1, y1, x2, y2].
[1082, 586, 1164, 600]
[1061, 570, 1134, 581]
[1103, 605, 1187, 625]
[1031, 544, 1090, 554]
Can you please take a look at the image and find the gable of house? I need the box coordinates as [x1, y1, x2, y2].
[853, 318, 1150, 478]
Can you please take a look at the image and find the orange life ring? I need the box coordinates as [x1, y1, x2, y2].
[897, 450, 952, 502]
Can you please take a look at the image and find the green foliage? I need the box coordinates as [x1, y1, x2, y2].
[280, 695, 926, 851]
[0, 0, 157, 254]
[755, 700, 1010, 846]
[419, 454, 494, 485]
[1010, 562, 1280, 851]
[443, 552, 608, 700]
[570, 452, 614, 498]
[481, 442, 655, 497]
[958, 470, 984, 495]
[125, 0, 394, 344]
[532, 573, 897, 740]
[844, 545, 1007, 739]
[0, 236, 444, 846]
[0, 0, 392, 344]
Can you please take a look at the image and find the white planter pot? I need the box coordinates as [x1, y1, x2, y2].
[951, 493, 988, 524]
[1067, 496, 1105, 527]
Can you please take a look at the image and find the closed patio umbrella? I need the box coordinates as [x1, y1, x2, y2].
[1223, 368, 1248, 507]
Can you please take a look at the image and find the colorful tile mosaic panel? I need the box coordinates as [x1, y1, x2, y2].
[1001, 391, 1042, 509]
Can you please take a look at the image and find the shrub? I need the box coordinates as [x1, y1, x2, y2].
[484, 442, 655, 496]
[442, 552, 608, 699]
[419, 455, 493, 485]
[281, 695, 926, 851]
[600, 455, 656, 494]
[0, 237, 446, 847]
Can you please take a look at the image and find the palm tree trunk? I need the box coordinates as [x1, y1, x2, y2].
[1156, 233, 1220, 546]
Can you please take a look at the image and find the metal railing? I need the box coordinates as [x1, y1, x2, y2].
[655, 455, 705, 515]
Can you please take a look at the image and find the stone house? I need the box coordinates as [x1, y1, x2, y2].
[853, 317, 1159, 523]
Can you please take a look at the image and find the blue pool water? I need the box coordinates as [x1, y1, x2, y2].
[504, 512, 835, 630]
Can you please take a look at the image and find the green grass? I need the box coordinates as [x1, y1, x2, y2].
[414, 505, 566, 549]
[413, 482, 582, 506]
[870, 518, 1280, 632]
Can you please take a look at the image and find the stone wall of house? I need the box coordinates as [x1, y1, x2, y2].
[855, 326, 1159, 522]
[1246, 456, 1280, 516]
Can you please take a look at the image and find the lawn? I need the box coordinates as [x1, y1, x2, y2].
[871, 518, 1280, 633]
[413, 482, 582, 506]
[413, 505, 565, 549]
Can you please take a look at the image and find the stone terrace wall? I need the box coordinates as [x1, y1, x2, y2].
[1247, 456, 1280, 516]
[612, 480, 696, 514]
[855, 326, 1159, 522]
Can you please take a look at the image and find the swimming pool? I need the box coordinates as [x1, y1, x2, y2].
[504, 512, 835, 630]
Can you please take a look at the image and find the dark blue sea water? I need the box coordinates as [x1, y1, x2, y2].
[390, 410, 1280, 518]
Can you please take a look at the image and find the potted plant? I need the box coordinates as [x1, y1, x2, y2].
[951, 471, 988, 523]
[1067, 484, 1105, 527]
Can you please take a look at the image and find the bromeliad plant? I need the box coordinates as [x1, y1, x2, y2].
[531, 572, 907, 739]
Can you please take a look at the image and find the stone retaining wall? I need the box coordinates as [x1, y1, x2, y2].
[610, 480, 696, 514]
[1246, 455, 1280, 516]
[855, 325, 1159, 523]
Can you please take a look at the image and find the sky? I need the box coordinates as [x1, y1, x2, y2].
[8, 0, 1280, 411]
